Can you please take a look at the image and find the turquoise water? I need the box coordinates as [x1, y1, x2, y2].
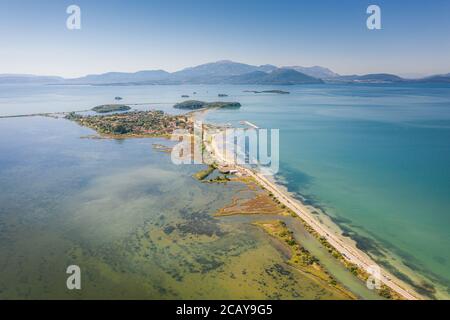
[0, 116, 373, 299]
[203, 83, 450, 298]
[0, 83, 449, 298]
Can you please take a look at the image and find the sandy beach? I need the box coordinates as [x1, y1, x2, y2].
[206, 124, 421, 300]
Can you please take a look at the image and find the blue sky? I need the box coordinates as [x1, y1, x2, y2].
[0, 0, 449, 77]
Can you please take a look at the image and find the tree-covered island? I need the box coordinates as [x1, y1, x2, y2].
[91, 104, 131, 113]
[173, 100, 241, 110]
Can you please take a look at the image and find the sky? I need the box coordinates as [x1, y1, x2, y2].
[0, 0, 449, 78]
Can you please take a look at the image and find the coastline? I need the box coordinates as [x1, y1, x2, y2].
[58, 104, 424, 299]
[203, 118, 421, 300]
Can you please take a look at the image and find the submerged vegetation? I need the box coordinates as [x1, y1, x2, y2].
[254, 220, 356, 299]
[66, 102, 407, 300]
[210, 173, 403, 300]
[193, 164, 217, 181]
[285, 208, 403, 300]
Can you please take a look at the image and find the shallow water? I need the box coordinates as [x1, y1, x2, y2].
[203, 83, 450, 299]
[0, 83, 449, 299]
[0, 116, 354, 299]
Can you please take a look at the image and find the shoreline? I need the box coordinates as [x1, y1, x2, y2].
[204, 120, 421, 300]
[14, 107, 423, 299]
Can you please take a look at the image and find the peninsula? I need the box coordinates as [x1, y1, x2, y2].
[66, 110, 192, 137]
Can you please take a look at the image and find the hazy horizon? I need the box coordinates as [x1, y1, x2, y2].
[1, 59, 448, 79]
[1, 0, 449, 77]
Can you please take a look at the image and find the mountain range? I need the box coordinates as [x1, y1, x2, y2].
[1, 60, 449, 85]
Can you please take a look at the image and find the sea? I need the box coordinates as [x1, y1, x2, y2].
[0, 83, 449, 299]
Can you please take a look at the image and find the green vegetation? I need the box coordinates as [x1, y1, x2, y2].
[254, 220, 356, 299]
[260, 220, 319, 266]
[173, 100, 207, 110]
[284, 208, 403, 300]
[91, 104, 131, 113]
[205, 175, 231, 183]
[193, 164, 217, 181]
[66, 110, 192, 137]
[206, 101, 241, 109]
[173, 100, 241, 110]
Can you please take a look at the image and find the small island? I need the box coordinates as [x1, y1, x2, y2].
[173, 100, 241, 110]
[218, 93, 228, 97]
[243, 90, 290, 94]
[91, 104, 131, 113]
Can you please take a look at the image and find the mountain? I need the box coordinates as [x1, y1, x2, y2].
[260, 69, 323, 84]
[227, 71, 269, 84]
[415, 74, 450, 83]
[0, 74, 64, 84]
[0, 61, 336, 85]
[66, 70, 170, 84]
[2, 60, 448, 85]
[282, 66, 339, 79]
[256, 64, 278, 73]
[171, 60, 277, 80]
[227, 69, 323, 85]
[331, 73, 405, 83]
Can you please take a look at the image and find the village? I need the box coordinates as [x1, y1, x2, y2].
[66, 110, 193, 137]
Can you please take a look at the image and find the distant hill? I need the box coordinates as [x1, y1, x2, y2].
[257, 69, 323, 84]
[124, 64, 323, 85]
[331, 73, 405, 83]
[328, 73, 450, 84]
[0, 74, 64, 84]
[257, 64, 279, 73]
[226, 69, 322, 85]
[227, 71, 270, 84]
[282, 66, 340, 79]
[2, 60, 449, 86]
[415, 74, 450, 83]
[172, 60, 277, 80]
[65, 70, 171, 84]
